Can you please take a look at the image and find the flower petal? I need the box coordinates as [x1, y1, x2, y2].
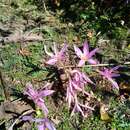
[74, 45, 82, 58]
[88, 58, 97, 65]
[37, 99, 49, 116]
[88, 48, 99, 58]
[22, 115, 35, 122]
[59, 43, 68, 56]
[110, 66, 120, 73]
[97, 70, 106, 76]
[43, 83, 52, 88]
[82, 72, 94, 84]
[71, 102, 84, 117]
[83, 41, 89, 55]
[78, 60, 85, 67]
[24, 83, 37, 98]
[76, 104, 85, 117]
[71, 69, 82, 81]
[37, 124, 45, 130]
[108, 78, 119, 90]
[79, 103, 94, 111]
[71, 81, 82, 91]
[66, 87, 72, 108]
[46, 58, 57, 65]
[84, 91, 91, 96]
[45, 119, 56, 130]
[111, 73, 120, 77]
[34, 118, 46, 123]
[38, 90, 54, 98]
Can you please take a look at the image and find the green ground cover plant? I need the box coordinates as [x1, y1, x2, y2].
[0, 0, 130, 130]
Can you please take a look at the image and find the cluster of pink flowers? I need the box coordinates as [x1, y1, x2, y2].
[17, 40, 120, 130]
[23, 83, 56, 130]
[24, 83, 54, 116]
[45, 40, 120, 116]
[66, 69, 94, 116]
[9, 83, 56, 130]
[22, 115, 56, 130]
[44, 42, 68, 65]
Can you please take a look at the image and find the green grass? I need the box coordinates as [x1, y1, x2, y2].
[0, 1, 130, 129]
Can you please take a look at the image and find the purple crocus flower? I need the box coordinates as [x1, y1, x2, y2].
[66, 69, 93, 108]
[24, 83, 54, 116]
[71, 70, 94, 85]
[22, 116, 56, 130]
[70, 70, 93, 95]
[74, 41, 99, 67]
[71, 95, 94, 117]
[98, 66, 120, 90]
[66, 79, 75, 108]
[44, 42, 68, 65]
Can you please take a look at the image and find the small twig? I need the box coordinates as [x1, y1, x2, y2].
[59, 62, 130, 68]
[43, 0, 47, 13]
[8, 109, 34, 130]
[0, 70, 10, 100]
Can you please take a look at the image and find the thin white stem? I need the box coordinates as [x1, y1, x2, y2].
[59, 62, 130, 68]
[8, 109, 34, 130]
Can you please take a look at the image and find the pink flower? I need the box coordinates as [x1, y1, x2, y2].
[74, 41, 99, 67]
[71, 70, 94, 86]
[22, 116, 56, 130]
[44, 43, 68, 65]
[71, 95, 94, 117]
[24, 83, 54, 116]
[66, 69, 93, 108]
[66, 79, 75, 108]
[98, 66, 120, 90]
[71, 70, 93, 93]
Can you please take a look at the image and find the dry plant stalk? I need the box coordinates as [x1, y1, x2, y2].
[0, 70, 10, 100]
[2, 31, 43, 44]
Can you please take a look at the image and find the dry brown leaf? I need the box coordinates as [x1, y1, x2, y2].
[19, 47, 31, 56]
